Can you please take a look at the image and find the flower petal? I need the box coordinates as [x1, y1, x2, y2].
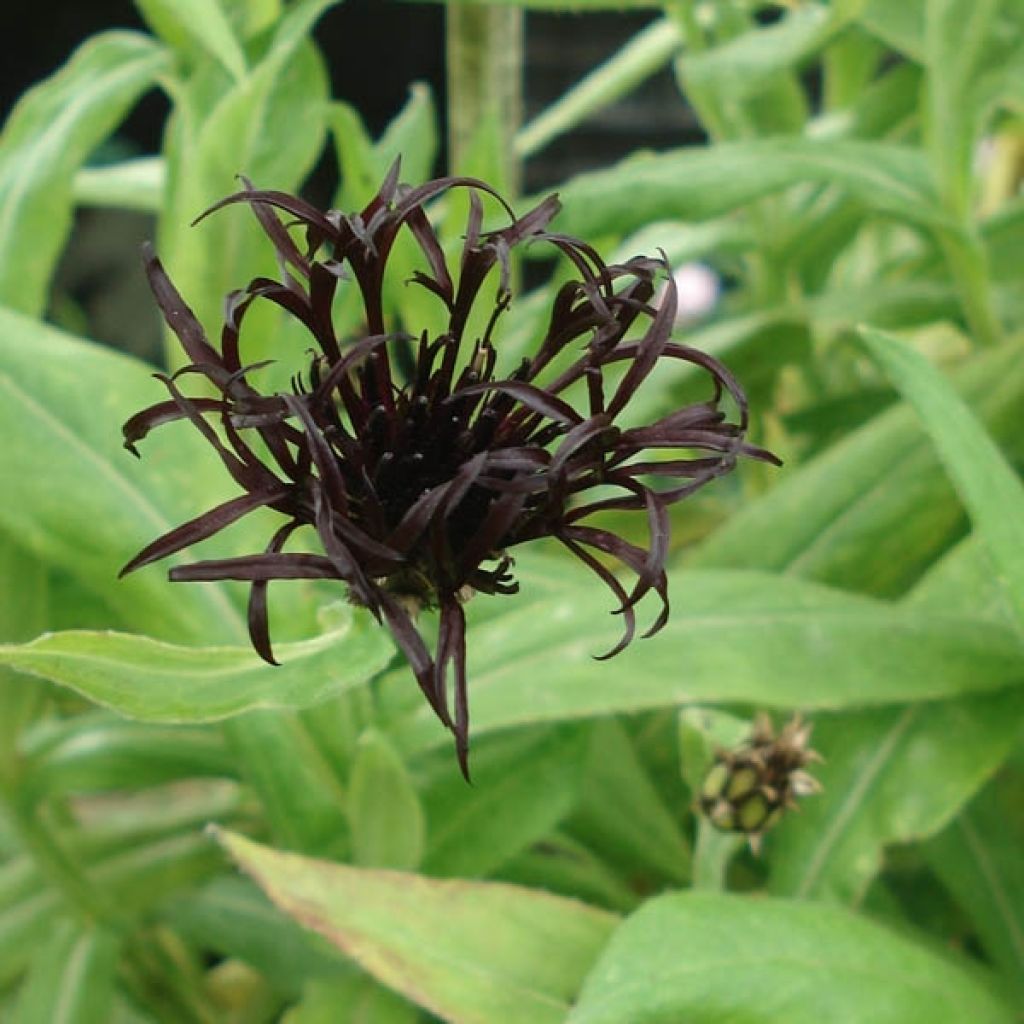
[122, 397, 223, 455]
[170, 553, 340, 582]
[142, 244, 223, 367]
[248, 520, 302, 666]
[120, 487, 290, 578]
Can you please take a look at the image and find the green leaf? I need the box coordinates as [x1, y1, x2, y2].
[683, 4, 848, 103]
[547, 138, 947, 241]
[159, 0, 336, 368]
[222, 0, 282, 39]
[566, 719, 691, 885]
[925, 778, 1024, 1002]
[619, 310, 806, 431]
[135, 0, 248, 81]
[0, 830, 222, 987]
[0, 604, 393, 723]
[0, 32, 168, 317]
[567, 891, 1015, 1024]
[809, 278, 961, 332]
[388, 558, 1024, 753]
[0, 307, 252, 642]
[497, 831, 638, 913]
[348, 729, 425, 870]
[0, 305, 354, 853]
[298, 689, 376, 784]
[419, 726, 585, 879]
[451, 103, 510, 193]
[611, 217, 753, 268]
[372, 84, 439, 195]
[768, 523, 1024, 905]
[284, 977, 418, 1024]
[110, 995, 158, 1024]
[326, 103, 378, 209]
[72, 156, 165, 212]
[814, 59, 922, 141]
[914, 534, 1019, 629]
[327, 88, 443, 345]
[330, 84, 438, 211]
[214, 827, 618, 1024]
[767, 692, 1024, 903]
[922, 0, 1001, 216]
[693, 343, 1024, 597]
[13, 919, 119, 1024]
[821, 23, 886, 112]
[858, 0, 926, 58]
[222, 710, 351, 854]
[165, 876, 349, 999]
[0, 541, 49, 755]
[19, 714, 234, 803]
[861, 327, 1024, 628]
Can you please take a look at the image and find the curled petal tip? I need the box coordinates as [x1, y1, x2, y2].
[455, 741, 472, 783]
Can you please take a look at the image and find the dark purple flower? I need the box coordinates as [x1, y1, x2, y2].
[121, 165, 779, 776]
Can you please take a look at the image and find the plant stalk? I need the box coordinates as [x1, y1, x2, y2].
[446, 4, 523, 194]
[938, 227, 1004, 348]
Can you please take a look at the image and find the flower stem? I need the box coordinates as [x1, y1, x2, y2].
[446, 4, 523, 194]
[692, 820, 743, 891]
[938, 226, 1004, 348]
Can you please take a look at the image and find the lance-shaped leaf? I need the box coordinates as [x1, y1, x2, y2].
[767, 691, 1024, 904]
[11, 920, 119, 1024]
[0, 307, 261, 642]
[768, 529, 1024, 904]
[861, 326, 1024, 630]
[693, 342, 1024, 598]
[0, 604, 393, 723]
[158, 0, 336, 368]
[135, 0, 248, 81]
[550, 138, 948, 240]
[0, 32, 168, 316]
[567, 891, 1015, 1024]
[214, 828, 618, 1024]
[925, 777, 1024, 1003]
[388, 562, 1024, 753]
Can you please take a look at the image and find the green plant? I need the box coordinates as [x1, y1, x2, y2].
[0, 1, 1022, 1021]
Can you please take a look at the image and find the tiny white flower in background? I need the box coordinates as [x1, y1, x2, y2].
[664, 262, 720, 325]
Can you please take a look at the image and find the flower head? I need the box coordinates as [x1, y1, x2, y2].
[699, 714, 822, 848]
[122, 165, 779, 775]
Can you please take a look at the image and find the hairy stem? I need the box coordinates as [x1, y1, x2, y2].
[446, 4, 523, 194]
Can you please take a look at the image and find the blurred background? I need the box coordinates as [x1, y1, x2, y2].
[4, 0, 707, 362]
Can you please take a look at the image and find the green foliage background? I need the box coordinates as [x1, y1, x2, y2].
[0, 1, 1022, 1021]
